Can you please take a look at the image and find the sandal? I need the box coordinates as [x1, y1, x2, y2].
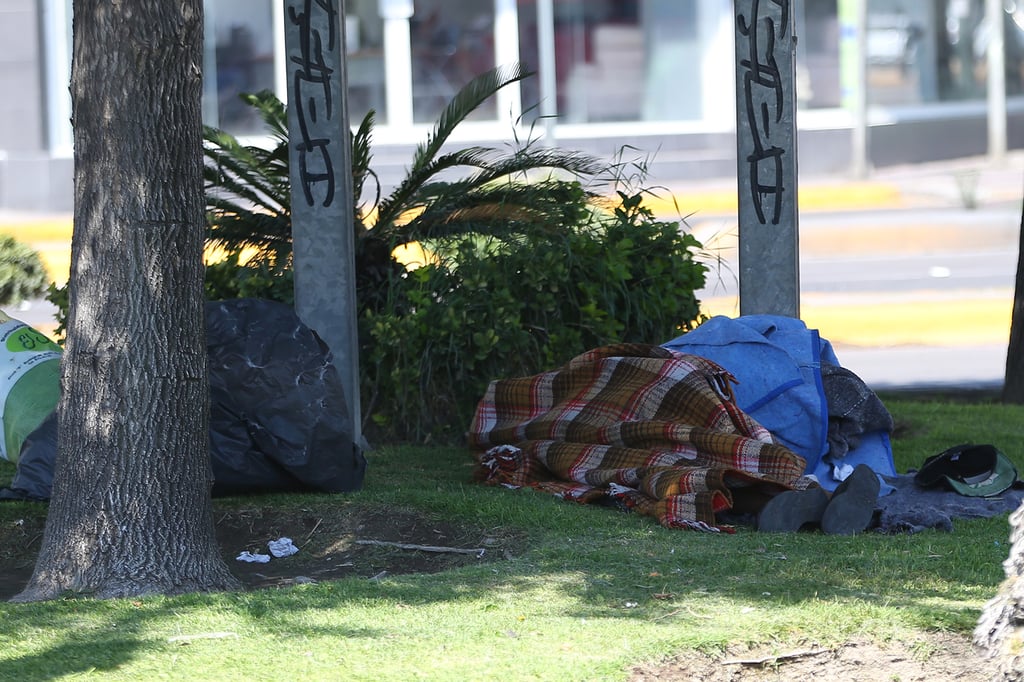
[821, 464, 880, 535]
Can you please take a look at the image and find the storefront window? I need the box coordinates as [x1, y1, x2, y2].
[863, 0, 1024, 105]
[937, 0, 1024, 99]
[193, 0, 1024, 135]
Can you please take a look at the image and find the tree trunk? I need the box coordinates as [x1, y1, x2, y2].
[1003, 176, 1024, 402]
[12, 0, 238, 601]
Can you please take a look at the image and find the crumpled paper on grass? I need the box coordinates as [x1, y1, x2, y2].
[268, 537, 299, 558]
[236, 551, 271, 563]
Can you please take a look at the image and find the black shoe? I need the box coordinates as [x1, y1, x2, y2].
[821, 464, 880, 535]
[757, 487, 829, 533]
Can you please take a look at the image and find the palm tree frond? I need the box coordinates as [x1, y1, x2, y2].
[351, 109, 377, 216]
[412, 63, 531, 173]
[241, 90, 289, 142]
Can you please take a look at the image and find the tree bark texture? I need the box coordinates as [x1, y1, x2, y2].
[976, 503, 1024, 679]
[13, 0, 238, 601]
[1003, 177, 1024, 402]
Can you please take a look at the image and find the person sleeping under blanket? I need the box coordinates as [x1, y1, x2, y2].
[467, 343, 878, 534]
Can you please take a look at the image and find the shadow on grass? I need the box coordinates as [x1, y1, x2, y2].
[0, 441, 1014, 677]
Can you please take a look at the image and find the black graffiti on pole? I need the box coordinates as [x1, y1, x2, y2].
[737, 0, 790, 225]
[288, 0, 338, 207]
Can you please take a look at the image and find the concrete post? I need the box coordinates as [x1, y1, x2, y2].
[733, 0, 800, 318]
[284, 0, 362, 446]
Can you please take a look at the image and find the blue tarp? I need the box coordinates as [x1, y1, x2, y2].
[662, 315, 896, 491]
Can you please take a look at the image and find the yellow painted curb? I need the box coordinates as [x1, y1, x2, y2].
[701, 294, 1012, 348]
[0, 220, 73, 243]
[0, 219, 74, 285]
[642, 182, 904, 218]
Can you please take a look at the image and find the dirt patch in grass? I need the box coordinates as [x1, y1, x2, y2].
[629, 633, 996, 681]
[0, 503, 513, 599]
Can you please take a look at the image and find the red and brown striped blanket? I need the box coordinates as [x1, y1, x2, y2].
[467, 344, 812, 531]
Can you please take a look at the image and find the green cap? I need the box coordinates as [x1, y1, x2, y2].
[944, 450, 1017, 497]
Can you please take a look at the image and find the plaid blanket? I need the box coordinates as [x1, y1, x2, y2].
[467, 344, 811, 531]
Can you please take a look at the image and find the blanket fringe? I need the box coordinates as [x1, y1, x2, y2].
[665, 519, 734, 533]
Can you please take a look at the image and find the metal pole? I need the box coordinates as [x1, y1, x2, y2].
[733, 0, 800, 318]
[381, 4, 414, 126]
[987, 0, 1007, 163]
[850, 0, 869, 179]
[494, 0, 522, 124]
[537, 0, 557, 144]
[41, 0, 73, 155]
[284, 0, 363, 447]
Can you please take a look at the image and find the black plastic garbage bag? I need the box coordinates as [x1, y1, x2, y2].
[206, 298, 366, 495]
[0, 298, 367, 500]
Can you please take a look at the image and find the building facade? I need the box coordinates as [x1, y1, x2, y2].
[3, 0, 1024, 210]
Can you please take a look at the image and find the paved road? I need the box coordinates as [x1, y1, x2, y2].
[689, 204, 1020, 295]
[803, 250, 1014, 294]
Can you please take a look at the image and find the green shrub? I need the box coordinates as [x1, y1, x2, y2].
[204, 250, 294, 304]
[362, 187, 707, 442]
[0, 235, 49, 307]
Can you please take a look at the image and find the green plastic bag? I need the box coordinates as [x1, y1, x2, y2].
[0, 312, 60, 463]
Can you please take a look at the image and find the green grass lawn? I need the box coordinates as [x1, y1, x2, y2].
[0, 397, 1017, 680]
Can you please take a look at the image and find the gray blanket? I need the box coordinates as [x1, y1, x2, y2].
[876, 474, 1024, 533]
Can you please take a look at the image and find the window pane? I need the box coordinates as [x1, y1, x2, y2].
[1007, 5, 1024, 95]
[865, 0, 932, 104]
[797, 0, 841, 109]
[345, 0, 387, 124]
[545, 1, 643, 123]
[411, 0, 497, 123]
[205, 0, 276, 134]
[935, 0, 986, 101]
[934, 0, 1024, 100]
